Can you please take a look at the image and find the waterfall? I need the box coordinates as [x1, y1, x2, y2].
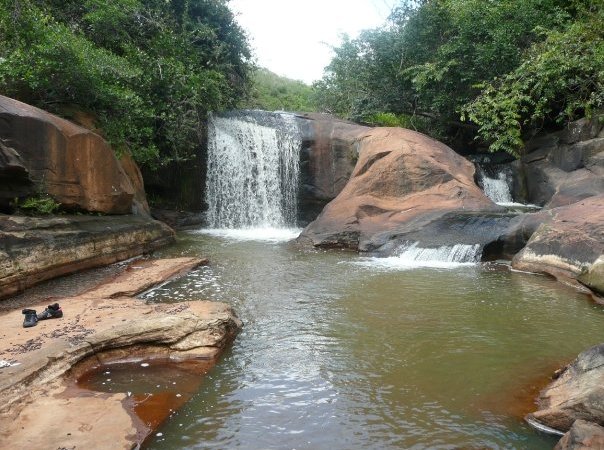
[206, 111, 301, 229]
[395, 242, 482, 263]
[476, 165, 514, 204]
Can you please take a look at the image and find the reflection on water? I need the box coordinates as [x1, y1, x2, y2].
[141, 231, 603, 449]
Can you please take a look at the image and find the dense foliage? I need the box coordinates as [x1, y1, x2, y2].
[245, 67, 316, 112]
[314, 0, 603, 156]
[0, 0, 252, 166]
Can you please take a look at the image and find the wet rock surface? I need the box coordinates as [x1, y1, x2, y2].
[0, 257, 242, 449]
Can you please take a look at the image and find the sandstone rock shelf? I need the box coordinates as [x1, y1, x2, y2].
[0, 257, 243, 449]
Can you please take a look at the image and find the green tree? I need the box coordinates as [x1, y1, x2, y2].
[244, 67, 317, 112]
[0, 0, 252, 166]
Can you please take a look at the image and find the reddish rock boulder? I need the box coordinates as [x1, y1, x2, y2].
[0, 95, 136, 214]
[298, 127, 500, 253]
[512, 195, 604, 280]
[528, 343, 604, 433]
[554, 420, 604, 450]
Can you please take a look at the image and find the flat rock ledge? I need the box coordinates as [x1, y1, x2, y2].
[0, 214, 176, 299]
[0, 257, 243, 450]
[527, 343, 604, 448]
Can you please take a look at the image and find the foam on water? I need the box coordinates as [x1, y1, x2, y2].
[194, 227, 302, 243]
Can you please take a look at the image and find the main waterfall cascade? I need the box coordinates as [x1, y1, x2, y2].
[205, 111, 301, 230]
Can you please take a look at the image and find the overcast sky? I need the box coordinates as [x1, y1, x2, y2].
[229, 0, 395, 84]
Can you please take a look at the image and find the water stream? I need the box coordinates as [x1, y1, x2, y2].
[137, 233, 603, 449]
[84, 116, 603, 448]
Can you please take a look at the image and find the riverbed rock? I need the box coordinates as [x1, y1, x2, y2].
[0, 214, 174, 299]
[298, 126, 500, 253]
[512, 195, 604, 280]
[0, 257, 243, 449]
[0, 95, 137, 214]
[554, 420, 604, 450]
[528, 343, 604, 432]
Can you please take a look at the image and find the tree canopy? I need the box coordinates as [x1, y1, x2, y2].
[0, 0, 252, 166]
[244, 67, 316, 112]
[314, 0, 603, 156]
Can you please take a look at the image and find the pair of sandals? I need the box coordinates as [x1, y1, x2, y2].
[22, 303, 63, 328]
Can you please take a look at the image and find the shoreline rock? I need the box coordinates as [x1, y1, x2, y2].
[0, 214, 175, 299]
[0, 257, 243, 449]
[527, 343, 604, 434]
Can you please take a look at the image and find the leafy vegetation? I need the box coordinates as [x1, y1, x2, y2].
[245, 68, 316, 112]
[18, 194, 61, 215]
[314, 0, 603, 156]
[0, 0, 252, 167]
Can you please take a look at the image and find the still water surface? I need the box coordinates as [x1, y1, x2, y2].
[138, 230, 603, 449]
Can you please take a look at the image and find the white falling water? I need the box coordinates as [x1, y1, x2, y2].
[205, 112, 301, 230]
[476, 165, 514, 205]
[351, 241, 482, 270]
[481, 170, 513, 204]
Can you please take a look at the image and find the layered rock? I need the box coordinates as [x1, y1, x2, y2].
[514, 116, 604, 207]
[298, 127, 501, 254]
[0, 214, 174, 298]
[528, 343, 604, 432]
[0, 257, 243, 449]
[0, 95, 138, 214]
[512, 195, 604, 281]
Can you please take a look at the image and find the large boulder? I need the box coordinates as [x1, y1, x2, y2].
[298, 127, 501, 253]
[512, 195, 604, 280]
[0, 95, 136, 214]
[528, 343, 604, 432]
[578, 256, 604, 296]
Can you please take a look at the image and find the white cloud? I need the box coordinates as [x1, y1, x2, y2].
[229, 0, 393, 84]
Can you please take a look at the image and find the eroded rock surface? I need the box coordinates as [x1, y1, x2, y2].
[298, 127, 500, 253]
[528, 343, 604, 432]
[0, 214, 175, 299]
[0, 257, 242, 449]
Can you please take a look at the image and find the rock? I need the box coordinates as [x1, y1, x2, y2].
[554, 420, 604, 450]
[296, 113, 365, 223]
[528, 343, 604, 432]
[0, 95, 136, 214]
[520, 116, 604, 206]
[0, 141, 34, 212]
[119, 151, 150, 216]
[298, 126, 500, 253]
[512, 195, 604, 280]
[0, 214, 175, 299]
[0, 257, 243, 449]
[578, 256, 604, 296]
[151, 208, 207, 230]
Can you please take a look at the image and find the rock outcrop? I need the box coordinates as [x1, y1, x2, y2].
[0, 214, 174, 299]
[512, 196, 604, 281]
[298, 127, 501, 253]
[0, 257, 243, 449]
[0, 95, 139, 214]
[528, 343, 604, 432]
[514, 116, 604, 207]
[554, 420, 604, 450]
[578, 256, 604, 296]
